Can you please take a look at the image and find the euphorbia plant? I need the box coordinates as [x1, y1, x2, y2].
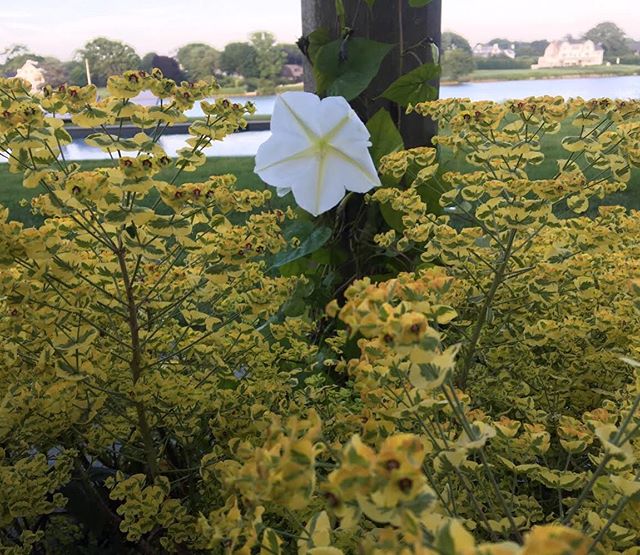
[0, 70, 310, 551]
[2, 67, 640, 554]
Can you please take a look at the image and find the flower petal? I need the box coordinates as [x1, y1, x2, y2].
[257, 153, 317, 191]
[253, 91, 381, 217]
[290, 155, 347, 217]
[272, 91, 323, 140]
[327, 146, 381, 193]
[320, 96, 371, 143]
[255, 134, 315, 188]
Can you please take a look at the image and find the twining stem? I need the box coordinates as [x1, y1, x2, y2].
[396, 0, 404, 129]
[116, 241, 160, 479]
[457, 229, 517, 388]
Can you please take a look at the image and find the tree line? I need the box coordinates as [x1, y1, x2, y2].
[3, 21, 638, 89]
[0, 32, 304, 91]
[442, 21, 640, 82]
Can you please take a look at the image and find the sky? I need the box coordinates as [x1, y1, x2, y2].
[1, 0, 639, 60]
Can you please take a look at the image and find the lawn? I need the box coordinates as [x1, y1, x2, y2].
[437, 129, 640, 214]
[1, 142, 638, 227]
[0, 157, 266, 227]
[469, 64, 640, 82]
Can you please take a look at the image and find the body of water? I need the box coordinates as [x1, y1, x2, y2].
[8, 75, 640, 162]
[441, 74, 640, 102]
[185, 75, 640, 118]
[61, 130, 269, 160]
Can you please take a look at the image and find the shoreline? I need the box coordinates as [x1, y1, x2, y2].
[443, 71, 640, 86]
[214, 71, 640, 96]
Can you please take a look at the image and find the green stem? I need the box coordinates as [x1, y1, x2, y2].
[457, 229, 517, 388]
[116, 241, 160, 479]
[588, 471, 640, 552]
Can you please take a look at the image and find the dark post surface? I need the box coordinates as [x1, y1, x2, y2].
[301, 0, 442, 148]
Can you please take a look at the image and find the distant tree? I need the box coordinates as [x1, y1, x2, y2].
[140, 52, 157, 73]
[1, 44, 31, 63]
[442, 48, 475, 82]
[250, 31, 287, 83]
[77, 37, 141, 86]
[584, 21, 633, 59]
[488, 38, 512, 49]
[442, 31, 472, 53]
[151, 54, 184, 82]
[176, 43, 219, 81]
[40, 57, 68, 87]
[1, 44, 43, 77]
[0, 47, 67, 86]
[514, 40, 549, 57]
[219, 42, 259, 78]
[64, 60, 87, 86]
[280, 43, 304, 65]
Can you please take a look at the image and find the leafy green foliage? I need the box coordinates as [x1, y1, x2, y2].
[250, 31, 287, 84]
[176, 43, 219, 81]
[381, 63, 440, 106]
[280, 42, 305, 65]
[219, 41, 260, 78]
[269, 220, 333, 270]
[305, 28, 332, 64]
[314, 38, 394, 100]
[584, 21, 634, 59]
[366, 108, 404, 165]
[77, 37, 141, 86]
[442, 31, 472, 54]
[442, 49, 476, 82]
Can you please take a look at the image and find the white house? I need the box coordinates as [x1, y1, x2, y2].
[472, 43, 516, 59]
[532, 39, 604, 69]
[14, 60, 45, 93]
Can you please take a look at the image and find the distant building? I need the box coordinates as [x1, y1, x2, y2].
[472, 43, 516, 59]
[281, 64, 304, 81]
[14, 60, 45, 93]
[532, 39, 604, 69]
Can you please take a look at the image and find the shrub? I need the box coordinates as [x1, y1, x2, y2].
[442, 50, 476, 83]
[0, 71, 308, 552]
[1, 72, 640, 554]
[616, 55, 640, 66]
[474, 57, 536, 70]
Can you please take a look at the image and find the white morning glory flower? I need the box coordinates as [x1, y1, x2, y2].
[254, 91, 381, 216]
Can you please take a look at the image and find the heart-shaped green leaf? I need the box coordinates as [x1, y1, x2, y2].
[314, 38, 394, 100]
[381, 63, 440, 107]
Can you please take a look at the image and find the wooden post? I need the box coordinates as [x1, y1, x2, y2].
[301, 0, 442, 148]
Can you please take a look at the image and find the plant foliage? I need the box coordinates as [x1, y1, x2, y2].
[1, 70, 640, 554]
